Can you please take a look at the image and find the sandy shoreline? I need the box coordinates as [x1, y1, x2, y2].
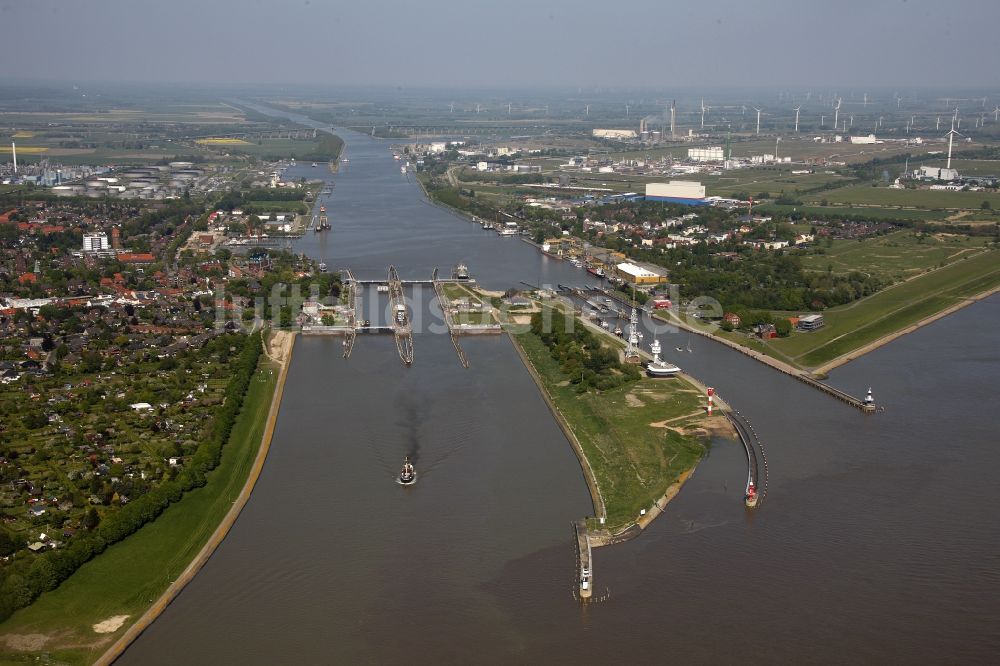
[94, 329, 296, 666]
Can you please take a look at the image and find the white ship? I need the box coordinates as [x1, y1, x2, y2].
[646, 339, 681, 377]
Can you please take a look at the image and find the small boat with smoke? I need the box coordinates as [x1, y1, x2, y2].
[398, 456, 416, 485]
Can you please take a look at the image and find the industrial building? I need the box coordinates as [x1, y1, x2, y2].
[918, 166, 959, 181]
[688, 146, 724, 162]
[615, 262, 667, 285]
[849, 134, 879, 144]
[645, 181, 708, 206]
[592, 129, 637, 140]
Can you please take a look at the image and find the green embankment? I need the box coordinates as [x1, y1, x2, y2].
[514, 331, 705, 529]
[769, 249, 1000, 367]
[0, 358, 279, 665]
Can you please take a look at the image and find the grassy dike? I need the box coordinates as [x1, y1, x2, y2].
[511, 331, 708, 531]
[0, 337, 289, 665]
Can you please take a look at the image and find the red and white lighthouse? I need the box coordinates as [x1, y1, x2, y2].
[706, 387, 714, 415]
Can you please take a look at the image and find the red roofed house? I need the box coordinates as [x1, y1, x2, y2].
[18, 272, 37, 285]
[118, 252, 155, 264]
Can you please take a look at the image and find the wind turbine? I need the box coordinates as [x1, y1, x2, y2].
[754, 107, 762, 135]
[793, 105, 801, 132]
[945, 120, 961, 170]
[508, 102, 512, 115]
[833, 98, 842, 132]
[994, 105, 1000, 122]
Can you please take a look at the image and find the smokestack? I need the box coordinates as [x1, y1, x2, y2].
[670, 100, 676, 139]
[11, 142, 16, 174]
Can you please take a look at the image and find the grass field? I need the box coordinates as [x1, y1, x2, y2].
[800, 230, 990, 281]
[806, 184, 1000, 210]
[768, 249, 1000, 368]
[0, 146, 47, 154]
[515, 331, 706, 529]
[195, 137, 252, 146]
[0, 358, 279, 665]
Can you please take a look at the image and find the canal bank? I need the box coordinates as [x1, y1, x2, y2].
[94, 330, 298, 666]
[0, 330, 296, 664]
[508, 326, 713, 535]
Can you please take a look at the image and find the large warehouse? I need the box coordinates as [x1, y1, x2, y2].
[645, 181, 709, 205]
[616, 262, 667, 285]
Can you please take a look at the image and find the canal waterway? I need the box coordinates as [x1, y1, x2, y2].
[118, 110, 1000, 663]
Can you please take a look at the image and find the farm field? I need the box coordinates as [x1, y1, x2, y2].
[804, 184, 1000, 210]
[758, 203, 947, 221]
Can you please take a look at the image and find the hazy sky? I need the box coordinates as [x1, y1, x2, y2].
[3, 0, 998, 89]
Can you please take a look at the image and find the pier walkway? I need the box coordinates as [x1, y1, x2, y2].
[574, 520, 592, 600]
[721, 405, 768, 505]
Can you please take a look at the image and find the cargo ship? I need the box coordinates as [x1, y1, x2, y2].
[586, 266, 606, 278]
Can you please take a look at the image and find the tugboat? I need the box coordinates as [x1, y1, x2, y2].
[645, 339, 681, 377]
[745, 481, 759, 508]
[398, 456, 416, 485]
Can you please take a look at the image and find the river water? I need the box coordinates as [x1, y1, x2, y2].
[119, 111, 1000, 664]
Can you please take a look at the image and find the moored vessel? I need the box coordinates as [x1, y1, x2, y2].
[646, 339, 681, 377]
[745, 481, 759, 507]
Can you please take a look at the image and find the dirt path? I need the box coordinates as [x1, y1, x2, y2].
[94, 330, 297, 666]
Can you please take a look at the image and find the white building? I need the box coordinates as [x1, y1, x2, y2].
[688, 146, 724, 162]
[645, 181, 707, 203]
[82, 233, 110, 253]
[849, 134, 878, 144]
[592, 129, 637, 140]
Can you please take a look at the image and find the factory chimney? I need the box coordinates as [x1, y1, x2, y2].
[11, 142, 16, 174]
[670, 100, 676, 139]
